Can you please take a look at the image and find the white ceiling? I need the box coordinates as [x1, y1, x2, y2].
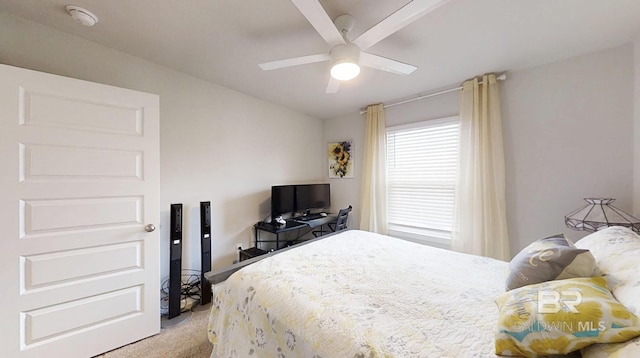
[2, 0, 640, 119]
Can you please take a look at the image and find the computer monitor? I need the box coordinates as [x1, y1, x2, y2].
[295, 184, 331, 213]
[271, 185, 295, 218]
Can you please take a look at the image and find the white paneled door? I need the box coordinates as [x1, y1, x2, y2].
[0, 64, 160, 357]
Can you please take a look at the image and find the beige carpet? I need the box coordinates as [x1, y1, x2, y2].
[95, 308, 212, 358]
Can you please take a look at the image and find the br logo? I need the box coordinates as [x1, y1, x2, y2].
[538, 291, 582, 313]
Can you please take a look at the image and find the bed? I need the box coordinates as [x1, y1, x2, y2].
[206, 230, 507, 357]
[205, 228, 640, 357]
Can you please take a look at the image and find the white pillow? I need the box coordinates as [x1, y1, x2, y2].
[574, 226, 640, 357]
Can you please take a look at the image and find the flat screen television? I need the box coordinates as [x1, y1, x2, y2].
[295, 183, 331, 213]
[271, 185, 295, 218]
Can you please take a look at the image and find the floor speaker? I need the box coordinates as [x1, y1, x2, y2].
[199, 201, 212, 305]
[168, 203, 183, 319]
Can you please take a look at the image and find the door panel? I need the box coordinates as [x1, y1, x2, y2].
[22, 241, 143, 290]
[22, 196, 143, 235]
[21, 144, 143, 180]
[0, 64, 160, 357]
[23, 285, 143, 348]
[22, 89, 143, 136]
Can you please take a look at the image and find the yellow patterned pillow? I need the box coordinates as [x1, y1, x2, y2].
[495, 277, 640, 357]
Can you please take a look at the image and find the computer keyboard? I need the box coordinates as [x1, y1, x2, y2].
[297, 213, 325, 221]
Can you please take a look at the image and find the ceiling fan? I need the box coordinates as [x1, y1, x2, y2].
[258, 0, 448, 93]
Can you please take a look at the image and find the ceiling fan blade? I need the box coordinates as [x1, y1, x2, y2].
[259, 53, 330, 71]
[352, 0, 448, 51]
[360, 52, 417, 75]
[291, 0, 346, 47]
[325, 77, 340, 93]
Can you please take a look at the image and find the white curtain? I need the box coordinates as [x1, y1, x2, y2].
[359, 103, 388, 234]
[452, 74, 510, 261]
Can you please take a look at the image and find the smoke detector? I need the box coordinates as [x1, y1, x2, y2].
[65, 5, 98, 27]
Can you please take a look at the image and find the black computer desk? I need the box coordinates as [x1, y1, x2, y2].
[253, 215, 337, 250]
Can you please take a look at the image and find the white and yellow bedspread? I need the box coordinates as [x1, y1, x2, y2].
[208, 230, 507, 357]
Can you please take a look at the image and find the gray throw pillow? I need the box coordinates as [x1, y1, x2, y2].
[505, 233, 598, 290]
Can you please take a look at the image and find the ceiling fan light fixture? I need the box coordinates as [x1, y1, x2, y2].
[330, 43, 361, 81]
[331, 61, 360, 81]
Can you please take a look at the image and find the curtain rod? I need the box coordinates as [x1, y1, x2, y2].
[359, 73, 507, 114]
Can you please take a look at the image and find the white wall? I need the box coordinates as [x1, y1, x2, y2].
[322, 112, 364, 229]
[324, 44, 636, 257]
[502, 44, 634, 251]
[0, 12, 324, 280]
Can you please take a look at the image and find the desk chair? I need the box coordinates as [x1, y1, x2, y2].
[313, 205, 352, 237]
[330, 205, 352, 232]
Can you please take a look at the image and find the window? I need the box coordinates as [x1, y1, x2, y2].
[386, 116, 459, 247]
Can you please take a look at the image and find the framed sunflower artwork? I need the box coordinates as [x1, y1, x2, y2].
[328, 140, 353, 178]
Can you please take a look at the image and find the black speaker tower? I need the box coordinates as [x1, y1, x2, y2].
[199, 201, 212, 305]
[162, 203, 191, 328]
[168, 203, 183, 319]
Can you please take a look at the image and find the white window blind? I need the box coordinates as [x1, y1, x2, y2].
[386, 116, 459, 240]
